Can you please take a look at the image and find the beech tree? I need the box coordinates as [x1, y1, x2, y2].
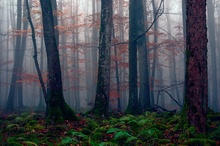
[184, 0, 208, 133]
[39, 0, 78, 123]
[126, 0, 139, 114]
[92, 0, 113, 117]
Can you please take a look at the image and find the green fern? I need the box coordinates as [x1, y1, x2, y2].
[126, 136, 138, 143]
[71, 131, 89, 140]
[113, 131, 131, 141]
[61, 137, 73, 144]
[99, 142, 118, 146]
[106, 128, 121, 134]
[22, 141, 38, 146]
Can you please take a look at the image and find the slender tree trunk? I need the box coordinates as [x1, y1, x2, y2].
[92, 0, 113, 117]
[207, 0, 218, 111]
[112, 26, 121, 111]
[18, 0, 29, 109]
[5, 0, 22, 112]
[91, 0, 98, 100]
[150, 0, 158, 106]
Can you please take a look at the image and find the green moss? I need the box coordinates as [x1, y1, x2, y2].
[46, 106, 64, 124]
[61, 103, 79, 121]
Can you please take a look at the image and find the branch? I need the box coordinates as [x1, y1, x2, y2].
[164, 90, 182, 107]
[25, 0, 48, 106]
[155, 81, 184, 92]
[112, 0, 165, 46]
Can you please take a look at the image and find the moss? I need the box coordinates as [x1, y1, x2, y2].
[61, 103, 79, 121]
[46, 106, 64, 124]
[46, 102, 78, 124]
[187, 126, 205, 138]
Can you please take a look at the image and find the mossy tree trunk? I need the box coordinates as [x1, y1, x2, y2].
[39, 0, 78, 123]
[92, 0, 113, 117]
[184, 0, 208, 133]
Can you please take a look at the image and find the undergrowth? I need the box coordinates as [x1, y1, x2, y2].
[0, 111, 220, 145]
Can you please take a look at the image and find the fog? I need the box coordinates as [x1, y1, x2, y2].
[0, 0, 219, 113]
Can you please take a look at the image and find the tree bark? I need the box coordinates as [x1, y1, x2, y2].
[92, 0, 113, 117]
[126, 0, 139, 115]
[137, 0, 151, 111]
[39, 0, 78, 123]
[185, 0, 208, 133]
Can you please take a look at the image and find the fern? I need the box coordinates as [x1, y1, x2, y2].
[106, 128, 121, 134]
[126, 136, 138, 143]
[22, 141, 38, 146]
[71, 131, 89, 140]
[99, 142, 118, 146]
[113, 131, 131, 141]
[61, 137, 73, 144]
[137, 119, 153, 126]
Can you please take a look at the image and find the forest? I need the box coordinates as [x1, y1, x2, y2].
[0, 0, 220, 145]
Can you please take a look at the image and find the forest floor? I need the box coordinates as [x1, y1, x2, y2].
[0, 109, 220, 146]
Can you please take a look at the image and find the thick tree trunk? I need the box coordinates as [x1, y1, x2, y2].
[126, 0, 139, 115]
[185, 0, 208, 133]
[92, 0, 113, 117]
[137, 0, 151, 111]
[39, 0, 78, 123]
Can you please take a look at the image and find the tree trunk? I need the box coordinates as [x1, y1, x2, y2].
[5, 0, 22, 112]
[184, 0, 208, 133]
[18, 0, 29, 109]
[39, 0, 78, 123]
[207, 0, 218, 111]
[150, 0, 158, 106]
[126, 0, 139, 115]
[137, 0, 152, 112]
[92, 0, 113, 117]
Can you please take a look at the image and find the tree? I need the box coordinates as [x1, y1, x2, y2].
[92, 0, 113, 117]
[5, 0, 22, 112]
[137, 0, 152, 111]
[39, 0, 78, 123]
[207, 0, 218, 111]
[184, 0, 208, 133]
[126, 0, 139, 114]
